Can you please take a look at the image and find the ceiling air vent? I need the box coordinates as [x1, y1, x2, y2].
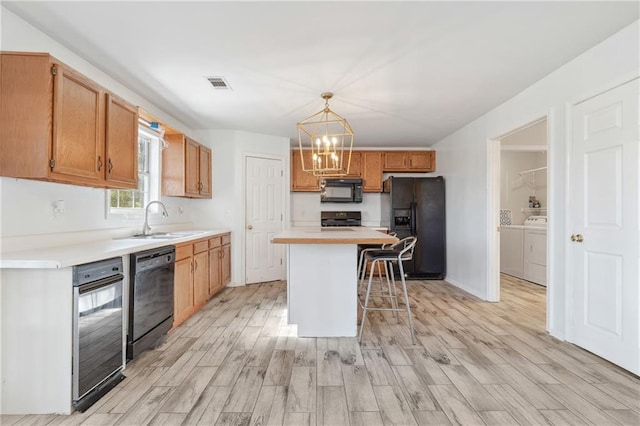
[206, 76, 231, 90]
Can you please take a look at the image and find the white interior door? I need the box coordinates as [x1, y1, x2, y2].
[569, 78, 639, 374]
[245, 156, 284, 284]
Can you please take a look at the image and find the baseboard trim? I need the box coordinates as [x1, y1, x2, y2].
[444, 277, 487, 300]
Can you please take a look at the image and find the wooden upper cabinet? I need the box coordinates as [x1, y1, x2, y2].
[383, 151, 435, 172]
[0, 52, 138, 188]
[162, 134, 212, 198]
[291, 150, 320, 192]
[105, 94, 138, 188]
[289, 149, 436, 192]
[199, 145, 212, 197]
[382, 152, 406, 171]
[51, 64, 104, 182]
[184, 137, 200, 197]
[361, 151, 383, 192]
[345, 151, 361, 177]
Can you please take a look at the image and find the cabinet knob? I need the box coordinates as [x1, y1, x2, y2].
[247, 225, 253, 230]
[108, 158, 113, 173]
[97, 156, 103, 171]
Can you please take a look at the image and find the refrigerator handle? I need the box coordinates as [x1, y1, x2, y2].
[411, 202, 417, 235]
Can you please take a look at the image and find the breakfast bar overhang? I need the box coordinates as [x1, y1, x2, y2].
[271, 228, 397, 337]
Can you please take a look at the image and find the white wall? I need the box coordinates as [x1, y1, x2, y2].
[291, 193, 382, 227]
[433, 20, 639, 339]
[500, 151, 547, 225]
[193, 130, 291, 286]
[0, 8, 200, 244]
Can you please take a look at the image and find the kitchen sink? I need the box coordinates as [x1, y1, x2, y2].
[115, 231, 207, 240]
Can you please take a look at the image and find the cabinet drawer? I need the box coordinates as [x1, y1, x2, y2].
[209, 236, 222, 249]
[193, 240, 209, 254]
[221, 233, 231, 245]
[175, 244, 193, 261]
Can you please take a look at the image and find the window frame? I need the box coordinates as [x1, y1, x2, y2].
[106, 125, 162, 219]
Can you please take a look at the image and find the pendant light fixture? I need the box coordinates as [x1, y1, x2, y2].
[296, 92, 354, 177]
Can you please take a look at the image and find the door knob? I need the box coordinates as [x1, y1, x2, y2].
[247, 225, 253, 230]
[570, 234, 576, 241]
[571, 234, 584, 242]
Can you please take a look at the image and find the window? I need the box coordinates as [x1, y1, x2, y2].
[108, 126, 161, 215]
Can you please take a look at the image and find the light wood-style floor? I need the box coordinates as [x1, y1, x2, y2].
[4, 275, 639, 425]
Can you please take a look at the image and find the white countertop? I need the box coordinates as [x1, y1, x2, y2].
[0, 229, 231, 269]
[272, 227, 397, 245]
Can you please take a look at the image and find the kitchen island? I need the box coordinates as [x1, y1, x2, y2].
[271, 227, 397, 337]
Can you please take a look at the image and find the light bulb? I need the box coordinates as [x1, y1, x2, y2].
[323, 135, 329, 143]
[316, 138, 321, 146]
[332, 137, 337, 144]
[313, 153, 318, 160]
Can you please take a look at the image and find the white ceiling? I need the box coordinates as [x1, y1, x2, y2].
[3, 2, 638, 147]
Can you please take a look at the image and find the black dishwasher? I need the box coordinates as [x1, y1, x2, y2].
[127, 246, 175, 360]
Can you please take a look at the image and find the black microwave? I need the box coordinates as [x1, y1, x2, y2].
[320, 178, 363, 203]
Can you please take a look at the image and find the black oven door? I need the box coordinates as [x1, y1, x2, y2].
[73, 275, 124, 402]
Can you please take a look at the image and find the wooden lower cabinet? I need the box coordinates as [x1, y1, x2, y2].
[209, 233, 231, 296]
[193, 250, 209, 307]
[173, 255, 194, 327]
[173, 233, 231, 328]
[221, 243, 231, 285]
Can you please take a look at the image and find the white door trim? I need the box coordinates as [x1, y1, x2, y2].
[242, 152, 287, 285]
[486, 114, 551, 324]
[486, 137, 501, 302]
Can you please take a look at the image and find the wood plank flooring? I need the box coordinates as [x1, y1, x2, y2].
[4, 275, 639, 425]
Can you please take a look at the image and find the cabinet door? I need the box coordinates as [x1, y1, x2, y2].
[105, 94, 138, 188]
[193, 251, 209, 306]
[221, 244, 231, 286]
[209, 247, 222, 295]
[199, 145, 212, 198]
[362, 152, 383, 192]
[173, 257, 193, 326]
[345, 151, 361, 177]
[51, 64, 104, 182]
[185, 137, 200, 196]
[383, 152, 407, 171]
[408, 151, 434, 171]
[291, 150, 320, 191]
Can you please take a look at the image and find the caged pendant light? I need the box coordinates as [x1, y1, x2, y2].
[297, 92, 354, 177]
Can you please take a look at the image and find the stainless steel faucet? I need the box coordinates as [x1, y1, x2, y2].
[141, 201, 169, 235]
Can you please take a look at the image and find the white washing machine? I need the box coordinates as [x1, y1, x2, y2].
[500, 225, 524, 279]
[523, 216, 547, 286]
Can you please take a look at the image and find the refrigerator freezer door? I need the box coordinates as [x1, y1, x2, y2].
[412, 177, 446, 279]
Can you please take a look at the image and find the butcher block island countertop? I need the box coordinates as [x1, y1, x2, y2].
[271, 226, 397, 245]
[271, 227, 397, 338]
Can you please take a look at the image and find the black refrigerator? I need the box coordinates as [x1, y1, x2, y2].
[382, 176, 446, 279]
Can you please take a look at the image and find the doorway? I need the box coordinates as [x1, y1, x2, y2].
[489, 117, 549, 324]
[244, 155, 285, 284]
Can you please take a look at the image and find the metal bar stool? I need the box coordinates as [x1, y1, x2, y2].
[358, 236, 417, 344]
[357, 232, 397, 295]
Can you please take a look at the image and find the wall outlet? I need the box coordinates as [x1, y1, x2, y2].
[53, 200, 65, 214]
